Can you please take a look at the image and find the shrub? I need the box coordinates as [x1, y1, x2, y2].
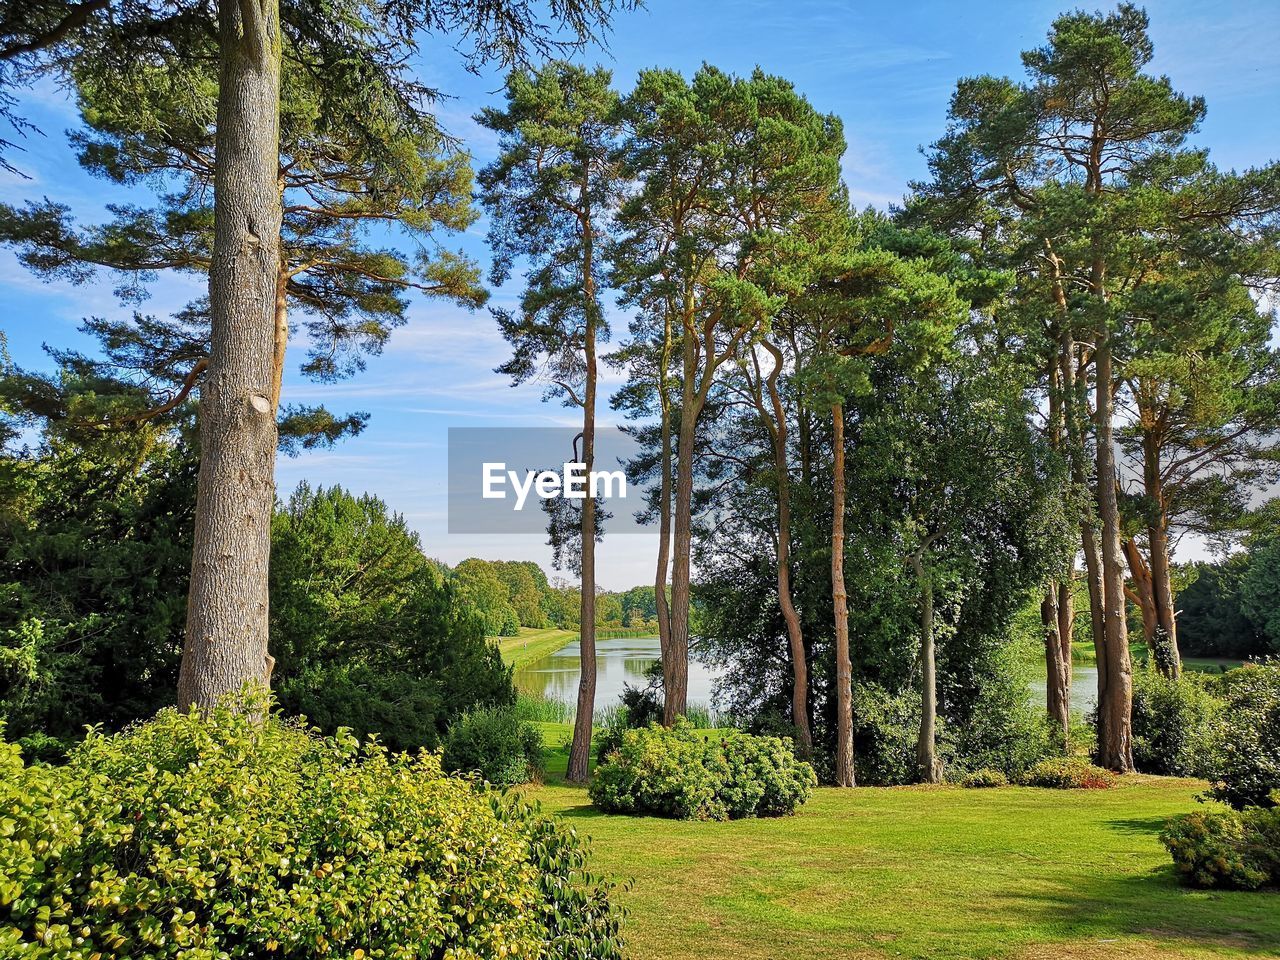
[1130, 666, 1221, 776]
[960, 768, 1009, 788]
[851, 682, 923, 786]
[1199, 662, 1280, 809]
[1161, 807, 1280, 890]
[589, 721, 815, 821]
[0, 701, 623, 959]
[1019, 756, 1118, 789]
[442, 705, 543, 786]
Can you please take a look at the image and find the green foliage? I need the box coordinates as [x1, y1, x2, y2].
[589, 721, 815, 821]
[0, 700, 624, 959]
[1161, 807, 1280, 890]
[1199, 663, 1280, 810]
[271, 483, 514, 752]
[443, 706, 544, 786]
[1241, 537, 1280, 655]
[1018, 757, 1118, 790]
[959, 768, 1009, 788]
[851, 683, 924, 786]
[0, 436, 194, 754]
[1130, 667, 1220, 776]
[1178, 555, 1269, 659]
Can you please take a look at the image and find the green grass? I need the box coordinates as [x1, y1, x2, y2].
[496, 627, 580, 669]
[494, 625, 659, 669]
[521, 742, 1280, 960]
[1070, 641, 1242, 675]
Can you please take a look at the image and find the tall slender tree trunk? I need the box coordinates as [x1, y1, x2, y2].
[831, 401, 855, 787]
[1042, 584, 1070, 746]
[1142, 434, 1181, 677]
[665, 320, 696, 724]
[654, 313, 674, 688]
[912, 549, 942, 783]
[757, 343, 811, 753]
[178, 0, 282, 711]
[1095, 334, 1135, 772]
[1123, 537, 1157, 649]
[1042, 353, 1070, 743]
[567, 198, 599, 785]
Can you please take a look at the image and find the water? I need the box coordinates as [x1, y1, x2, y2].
[513, 634, 721, 711]
[515, 634, 1099, 718]
[1027, 665, 1099, 714]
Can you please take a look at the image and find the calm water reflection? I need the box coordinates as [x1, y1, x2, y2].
[514, 635, 721, 710]
[515, 634, 1099, 717]
[1028, 665, 1099, 714]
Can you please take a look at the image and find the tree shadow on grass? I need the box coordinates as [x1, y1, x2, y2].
[1104, 816, 1174, 836]
[994, 867, 1280, 956]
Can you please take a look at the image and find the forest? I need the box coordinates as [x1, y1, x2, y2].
[1, 1, 1278, 958]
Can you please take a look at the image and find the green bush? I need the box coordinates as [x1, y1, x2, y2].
[960, 768, 1009, 788]
[1199, 662, 1280, 809]
[1161, 807, 1280, 890]
[589, 721, 815, 821]
[851, 682, 923, 786]
[1018, 756, 1117, 789]
[1130, 666, 1221, 776]
[443, 705, 543, 785]
[0, 702, 623, 959]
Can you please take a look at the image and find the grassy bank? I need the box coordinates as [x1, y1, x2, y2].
[525, 758, 1280, 959]
[1070, 640, 1242, 675]
[494, 625, 659, 670]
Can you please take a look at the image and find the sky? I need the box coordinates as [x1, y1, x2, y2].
[1, 0, 1277, 589]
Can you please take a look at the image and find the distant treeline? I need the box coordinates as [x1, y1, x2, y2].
[442, 556, 660, 635]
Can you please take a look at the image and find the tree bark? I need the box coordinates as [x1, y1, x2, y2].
[1042, 583, 1070, 746]
[567, 184, 599, 785]
[754, 342, 812, 753]
[177, 0, 282, 711]
[664, 314, 696, 725]
[1095, 335, 1135, 772]
[912, 550, 942, 784]
[1123, 536, 1157, 649]
[831, 401, 855, 787]
[654, 311, 674, 694]
[1142, 434, 1181, 678]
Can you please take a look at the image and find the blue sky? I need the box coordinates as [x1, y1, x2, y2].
[1, 0, 1277, 588]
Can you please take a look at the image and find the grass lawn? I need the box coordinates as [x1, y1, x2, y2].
[523, 726, 1279, 960]
[1071, 641, 1242, 675]
[495, 627, 580, 669]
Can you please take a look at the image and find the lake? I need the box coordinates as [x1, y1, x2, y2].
[514, 634, 721, 712]
[514, 633, 1100, 717]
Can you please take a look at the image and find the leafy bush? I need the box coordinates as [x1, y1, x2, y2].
[443, 705, 543, 785]
[0, 702, 623, 959]
[1018, 757, 1117, 789]
[1198, 663, 1280, 810]
[851, 682, 923, 786]
[1130, 666, 1221, 776]
[589, 721, 815, 821]
[1161, 807, 1280, 890]
[960, 768, 1009, 788]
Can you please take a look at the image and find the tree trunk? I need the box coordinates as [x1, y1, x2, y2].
[1095, 336, 1135, 773]
[759, 343, 811, 753]
[1058, 576, 1074, 711]
[664, 324, 696, 725]
[567, 189, 599, 785]
[177, 0, 282, 711]
[654, 313, 673, 693]
[1122, 537, 1157, 649]
[1042, 582, 1070, 746]
[1142, 438, 1181, 678]
[831, 401, 855, 787]
[913, 550, 942, 784]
